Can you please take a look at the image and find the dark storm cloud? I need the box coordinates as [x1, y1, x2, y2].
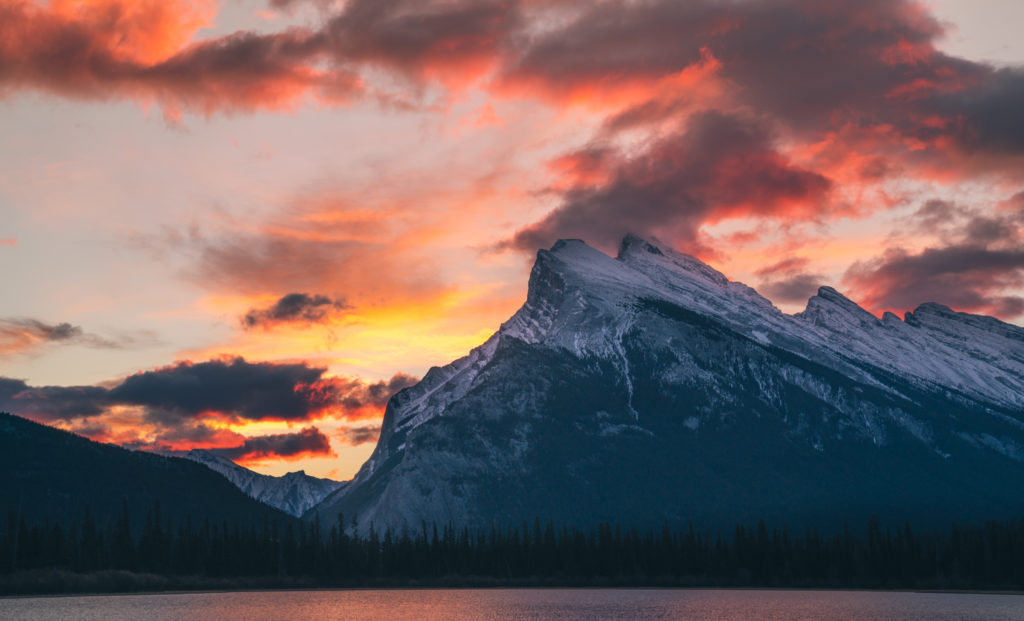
[213, 426, 334, 461]
[4, 0, 1023, 162]
[0, 358, 418, 444]
[496, 0, 1024, 254]
[109, 357, 334, 422]
[0, 377, 109, 422]
[108, 361, 417, 423]
[501, 0, 965, 123]
[505, 111, 832, 252]
[242, 293, 349, 329]
[935, 68, 1024, 155]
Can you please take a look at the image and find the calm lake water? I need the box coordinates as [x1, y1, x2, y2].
[3, 588, 1024, 621]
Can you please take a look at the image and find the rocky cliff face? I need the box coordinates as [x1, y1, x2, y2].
[309, 236, 1024, 531]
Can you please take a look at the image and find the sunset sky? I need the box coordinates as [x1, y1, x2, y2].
[2, 0, 1023, 480]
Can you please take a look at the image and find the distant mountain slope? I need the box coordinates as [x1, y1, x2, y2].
[310, 236, 1024, 532]
[181, 449, 344, 517]
[0, 413, 294, 531]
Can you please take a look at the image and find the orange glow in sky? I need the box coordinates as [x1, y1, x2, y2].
[2, 0, 1023, 480]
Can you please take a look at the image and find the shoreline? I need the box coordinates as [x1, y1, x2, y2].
[4, 576, 1024, 600]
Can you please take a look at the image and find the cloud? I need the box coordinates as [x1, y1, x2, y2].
[760, 274, 828, 306]
[0, 318, 124, 356]
[2, 0, 1021, 178]
[843, 200, 1024, 318]
[494, 0, 1024, 255]
[934, 68, 1024, 155]
[116, 421, 335, 462]
[0, 0, 517, 116]
[324, 372, 419, 420]
[108, 357, 339, 423]
[212, 426, 335, 462]
[0, 377, 109, 422]
[754, 258, 828, 305]
[242, 293, 349, 329]
[359, 372, 418, 407]
[504, 111, 833, 252]
[912, 199, 959, 233]
[321, 0, 513, 83]
[0, 0, 352, 115]
[0, 238, 15, 246]
[152, 195, 453, 311]
[336, 424, 381, 446]
[0, 356, 418, 463]
[844, 245, 1024, 319]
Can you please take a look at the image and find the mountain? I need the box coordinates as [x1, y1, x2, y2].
[181, 449, 344, 517]
[309, 235, 1024, 532]
[0, 413, 294, 531]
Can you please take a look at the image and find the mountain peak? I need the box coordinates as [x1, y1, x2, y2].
[616, 235, 731, 287]
[797, 286, 879, 330]
[618, 234, 665, 257]
[905, 302, 1024, 342]
[313, 234, 1024, 532]
[180, 450, 344, 517]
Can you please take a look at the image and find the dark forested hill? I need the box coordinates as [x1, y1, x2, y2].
[0, 413, 294, 532]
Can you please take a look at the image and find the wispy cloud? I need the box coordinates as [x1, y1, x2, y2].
[0, 318, 143, 357]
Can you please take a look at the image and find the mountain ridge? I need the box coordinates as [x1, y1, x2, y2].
[308, 236, 1024, 532]
[180, 449, 344, 517]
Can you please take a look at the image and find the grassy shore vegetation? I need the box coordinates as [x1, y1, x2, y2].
[3, 503, 1024, 595]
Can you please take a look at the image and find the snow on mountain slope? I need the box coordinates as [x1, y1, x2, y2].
[381, 235, 1022, 447]
[183, 449, 344, 517]
[309, 236, 1024, 531]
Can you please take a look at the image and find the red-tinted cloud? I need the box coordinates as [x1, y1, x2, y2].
[5, 0, 1024, 321]
[0, 358, 418, 455]
[845, 245, 1024, 319]
[505, 111, 833, 252]
[0, 0, 518, 115]
[214, 426, 335, 463]
[0, 0, 343, 114]
[324, 372, 418, 421]
[843, 201, 1024, 319]
[321, 0, 512, 85]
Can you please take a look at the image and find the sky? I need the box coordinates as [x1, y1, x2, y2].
[1, 0, 1023, 480]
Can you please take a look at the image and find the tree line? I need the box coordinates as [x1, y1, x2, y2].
[4, 502, 1024, 591]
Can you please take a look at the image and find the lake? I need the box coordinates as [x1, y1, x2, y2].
[3, 588, 1024, 620]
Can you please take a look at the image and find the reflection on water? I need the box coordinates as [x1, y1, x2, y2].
[3, 588, 1024, 621]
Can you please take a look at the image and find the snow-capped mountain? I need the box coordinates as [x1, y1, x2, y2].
[309, 236, 1024, 531]
[183, 449, 344, 517]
